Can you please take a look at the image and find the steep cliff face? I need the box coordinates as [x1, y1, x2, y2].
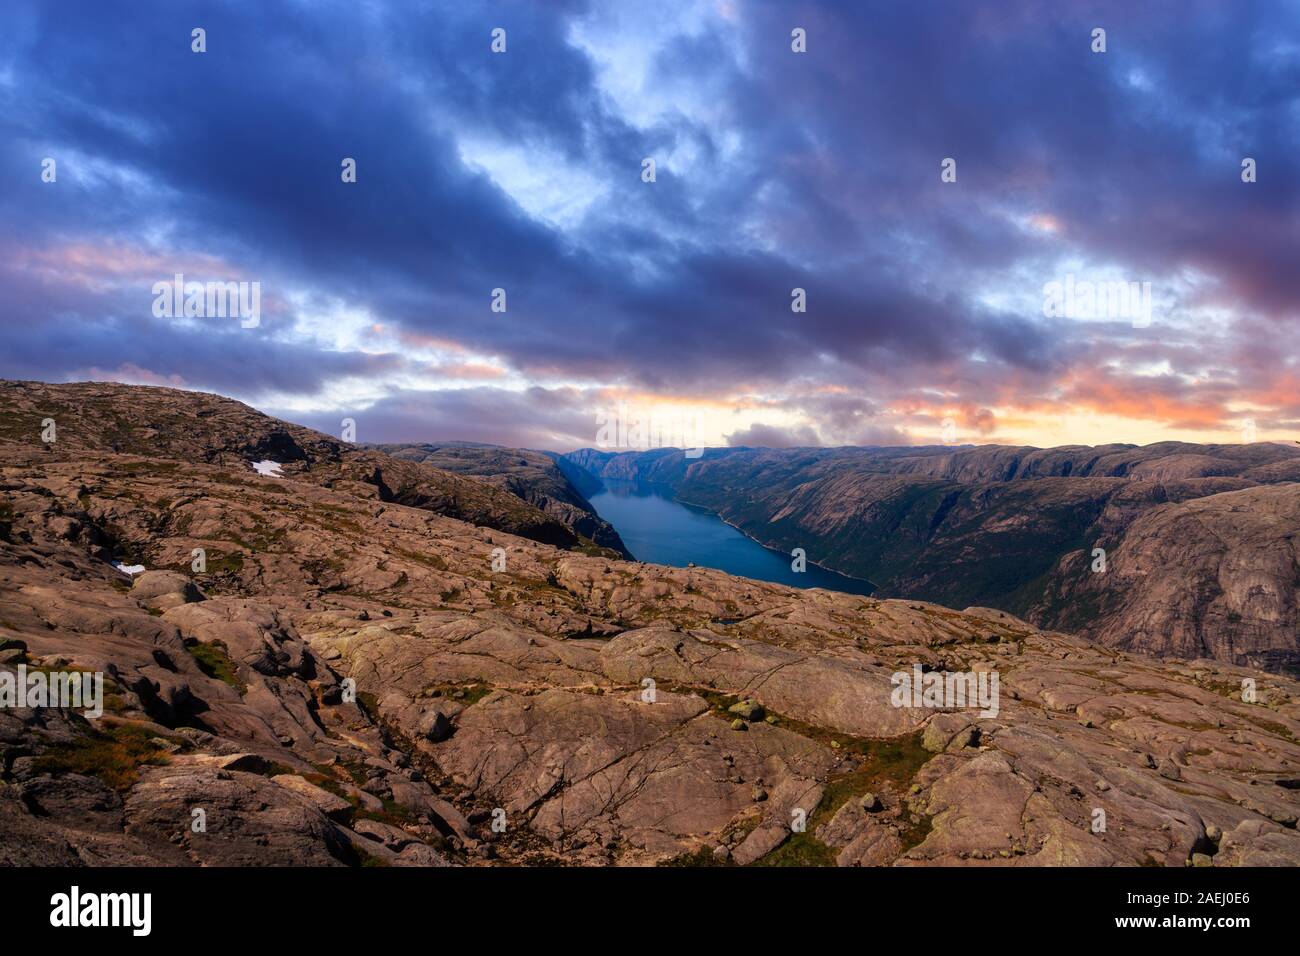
[562, 442, 1300, 672]
[4, 379, 1300, 868]
[1032, 484, 1300, 676]
[371, 443, 630, 557]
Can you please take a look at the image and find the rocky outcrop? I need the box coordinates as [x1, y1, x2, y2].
[373, 442, 629, 557]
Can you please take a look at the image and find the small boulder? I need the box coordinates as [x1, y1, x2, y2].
[949, 725, 981, 750]
[922, 714, 973, 753]
[418, 709, 452, 742]
[728, 700, 765, 721]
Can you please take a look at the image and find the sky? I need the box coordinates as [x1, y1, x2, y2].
[1, 0, 1298, 452]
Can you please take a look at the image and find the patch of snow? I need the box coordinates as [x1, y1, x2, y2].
[114, 562, 146, 576]
[252, 460, 284, 478]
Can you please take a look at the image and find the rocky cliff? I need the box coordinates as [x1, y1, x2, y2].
[371, 442, 629, 557]
[1032, 483, 1300, 676]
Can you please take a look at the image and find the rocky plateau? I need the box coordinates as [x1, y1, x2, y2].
[2, 381, 1299, 868]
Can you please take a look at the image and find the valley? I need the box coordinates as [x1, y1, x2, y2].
[560, 443, 1300, 676]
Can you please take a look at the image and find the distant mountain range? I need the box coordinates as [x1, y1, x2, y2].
[559, 442, 1300, 676]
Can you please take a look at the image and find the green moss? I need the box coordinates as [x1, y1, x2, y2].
[751, 832, 840, 867]
[685, 685, 917, 764]
[184, 639, 245, 692]
[755, 731, 933, 867]
[653, 687, 936, 867]
[897, 808, 934, 852]
[205, 550, 245, 575]
[112, 461, 180, 475]
[356, 796, 416, 827]
[317, 759, 435, 836]
[659, 846, 729, 867]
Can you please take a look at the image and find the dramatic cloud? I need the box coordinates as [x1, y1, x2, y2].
[1, 0, 1296, 449]
[284, 386, 598, 451]
[726, 422, 821, 449]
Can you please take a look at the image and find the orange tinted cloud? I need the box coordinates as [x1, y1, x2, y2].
[424, 361, 506, 381]
[1061, 371, 1228, 429]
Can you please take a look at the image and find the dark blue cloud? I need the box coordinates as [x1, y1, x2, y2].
[0, 0, 1296, 443]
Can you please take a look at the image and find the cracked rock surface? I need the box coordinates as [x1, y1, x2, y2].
[2, 381, 1299, 866]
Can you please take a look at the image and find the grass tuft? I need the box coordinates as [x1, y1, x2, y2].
[32, 723, 174, 791]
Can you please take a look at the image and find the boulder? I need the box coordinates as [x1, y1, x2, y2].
[728, 700, 765, 721]
[132, 571, 204, 606]
[418, 708, 452, 742]
[922, 714, 974, 753]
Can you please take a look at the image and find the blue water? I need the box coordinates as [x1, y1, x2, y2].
[588, 480, 875, 595]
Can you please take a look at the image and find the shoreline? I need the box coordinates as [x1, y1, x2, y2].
[590, 477, 878, 595]
[673, 493, 879, 594]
